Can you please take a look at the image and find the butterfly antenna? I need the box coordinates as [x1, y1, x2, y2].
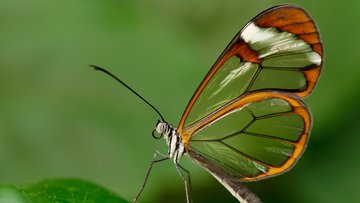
[89, 65, 165, 122]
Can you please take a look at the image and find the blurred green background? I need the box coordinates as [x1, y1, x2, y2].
[0, 0, 359, 202]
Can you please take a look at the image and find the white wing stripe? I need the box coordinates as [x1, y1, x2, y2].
[241, 22, 321, 68]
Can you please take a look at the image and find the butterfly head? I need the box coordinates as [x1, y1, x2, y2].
[152, 120, 173, 140]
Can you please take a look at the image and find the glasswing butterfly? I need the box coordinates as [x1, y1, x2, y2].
[91, 4, 323, 203]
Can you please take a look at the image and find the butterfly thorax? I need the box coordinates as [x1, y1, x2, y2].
[155, 121, 185, 163]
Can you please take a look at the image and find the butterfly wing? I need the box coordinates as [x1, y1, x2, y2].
[178, 5, 323, 137]
[176, 5, 322, 202]
[186, 91, 310, 180]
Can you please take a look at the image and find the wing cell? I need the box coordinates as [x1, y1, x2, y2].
[185, 57, 259, 127]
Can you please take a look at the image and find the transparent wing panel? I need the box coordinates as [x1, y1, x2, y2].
[185, 57, 259, 126]
[262, 52, 321, 68]
[246, 114, 305, 141]
[187, 93, 310, 180]
[223, 133, 294, 166]
[247, 98, 292, 117]
[189, 141, 269, 178]
[192, 107, 253, 140]
[250, 69, 306, 91]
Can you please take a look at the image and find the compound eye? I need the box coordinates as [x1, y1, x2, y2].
[152, 128, 163, 139]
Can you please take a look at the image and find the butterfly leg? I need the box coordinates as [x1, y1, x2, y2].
[175, 162, 193, 203]
[132, 151, 169, 203]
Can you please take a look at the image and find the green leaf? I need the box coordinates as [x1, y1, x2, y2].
[0, 179, 128, 203]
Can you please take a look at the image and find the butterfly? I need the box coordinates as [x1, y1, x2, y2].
[91, 4, 323, 203]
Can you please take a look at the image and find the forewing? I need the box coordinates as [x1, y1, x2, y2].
[178, 5, 323, 131]
[185, 92, 310, 181]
